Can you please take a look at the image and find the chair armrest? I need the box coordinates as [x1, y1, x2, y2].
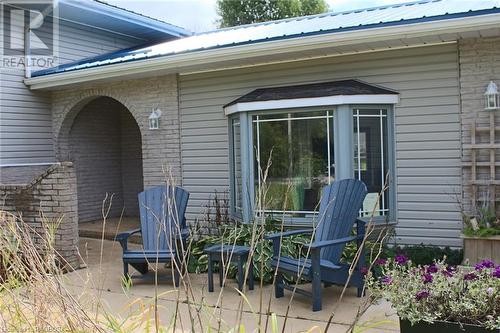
[115, 228, 141, 250]
[356, 218, 367, 226]
[115, 228, 141, 240]
[308, 235, 363, 250]
[176, 228, 190, 240]
[264, 229, 312, 240]
[266, 229, 312, 258]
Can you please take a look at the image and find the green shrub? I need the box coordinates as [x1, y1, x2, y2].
[382, 243, 463, 266]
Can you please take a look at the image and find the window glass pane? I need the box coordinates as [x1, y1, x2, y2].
[231, 118, 242, 213]
[353, 109, 389, 217]
[253, 111, 334, 218]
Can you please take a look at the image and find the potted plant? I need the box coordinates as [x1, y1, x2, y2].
[462, 205, 500, 264]
[366, 256, 500, 332]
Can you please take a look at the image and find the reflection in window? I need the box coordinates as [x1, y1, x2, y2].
[253, 111, 334, 217]
[353, 109, 389, 217]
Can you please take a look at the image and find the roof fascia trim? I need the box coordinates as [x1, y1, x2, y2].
[62, 0, 191, 37]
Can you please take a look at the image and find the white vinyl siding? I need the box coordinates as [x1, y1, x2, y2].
[179, 43, 462, 247]
[0, 16, 141, 165]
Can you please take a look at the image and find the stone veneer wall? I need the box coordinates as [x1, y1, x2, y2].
[0, 162, 79, 268]
[52, 75, 182, 189]
[459, 36, 500, 215]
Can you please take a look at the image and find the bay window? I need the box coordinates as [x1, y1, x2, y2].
[226, 80, 397, 224]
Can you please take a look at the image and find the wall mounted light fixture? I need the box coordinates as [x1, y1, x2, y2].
[485, 81, 499, 111]
[149, 108, 162, 130]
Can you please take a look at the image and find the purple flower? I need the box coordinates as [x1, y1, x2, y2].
[476, 259, 495, 270]
[394, 255, 408, 265]
[360, 266, 369, 275]
[480, 259, 495, 268]
[486, 287, 494, 297]
[380, 276, 392, 285]
[426, 264, 438, 274]
[415, 290, 430, 301]
[422, 273, 433, 284]
[464, 272, 477, 281]
[442, 270, 453, 278]
[375, 258, 387, 266]
[492, 267, 500, 278]
[442, 265, 456, 277]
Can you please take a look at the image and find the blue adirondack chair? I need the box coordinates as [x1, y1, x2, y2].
[266, 179, 368, 311]
[116, 185, 190, 286]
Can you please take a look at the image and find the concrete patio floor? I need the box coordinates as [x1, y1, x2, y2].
[79, 217, 141, 242]
[65, 237, 399, 332]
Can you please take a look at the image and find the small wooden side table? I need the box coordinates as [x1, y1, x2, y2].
[204, 244, 254, 292]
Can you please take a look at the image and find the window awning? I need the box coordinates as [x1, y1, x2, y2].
[223, 79, 399, 115]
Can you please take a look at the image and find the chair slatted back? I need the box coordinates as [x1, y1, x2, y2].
[314, 179, 367, 264]
[138, 185, 190, 251]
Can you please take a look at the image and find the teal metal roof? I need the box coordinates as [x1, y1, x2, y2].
[33, 0, 500, 77]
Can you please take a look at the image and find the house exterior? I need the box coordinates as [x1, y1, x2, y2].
[0, 0, 190, 167]
[2, 0, 500, 265]
[0, 0, 189, 265]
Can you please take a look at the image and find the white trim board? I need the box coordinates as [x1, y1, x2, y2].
[223, 94, 399, 115]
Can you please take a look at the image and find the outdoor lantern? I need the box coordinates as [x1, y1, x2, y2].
[149, 108, 162, 130]
[484, 81, 499, 111]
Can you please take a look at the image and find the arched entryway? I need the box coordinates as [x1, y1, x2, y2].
[64, 96, 143, 223]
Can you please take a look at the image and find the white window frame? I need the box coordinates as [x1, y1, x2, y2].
[228, 104, 396, 225]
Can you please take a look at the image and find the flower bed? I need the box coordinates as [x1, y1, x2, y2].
[367, 257, 500, 331]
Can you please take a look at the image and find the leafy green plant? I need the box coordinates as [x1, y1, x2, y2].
[188, 218, 310, 284]
[462, 204, 500, 238]
[463, 226, 500, 237]
[188, 217, 382, 284]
